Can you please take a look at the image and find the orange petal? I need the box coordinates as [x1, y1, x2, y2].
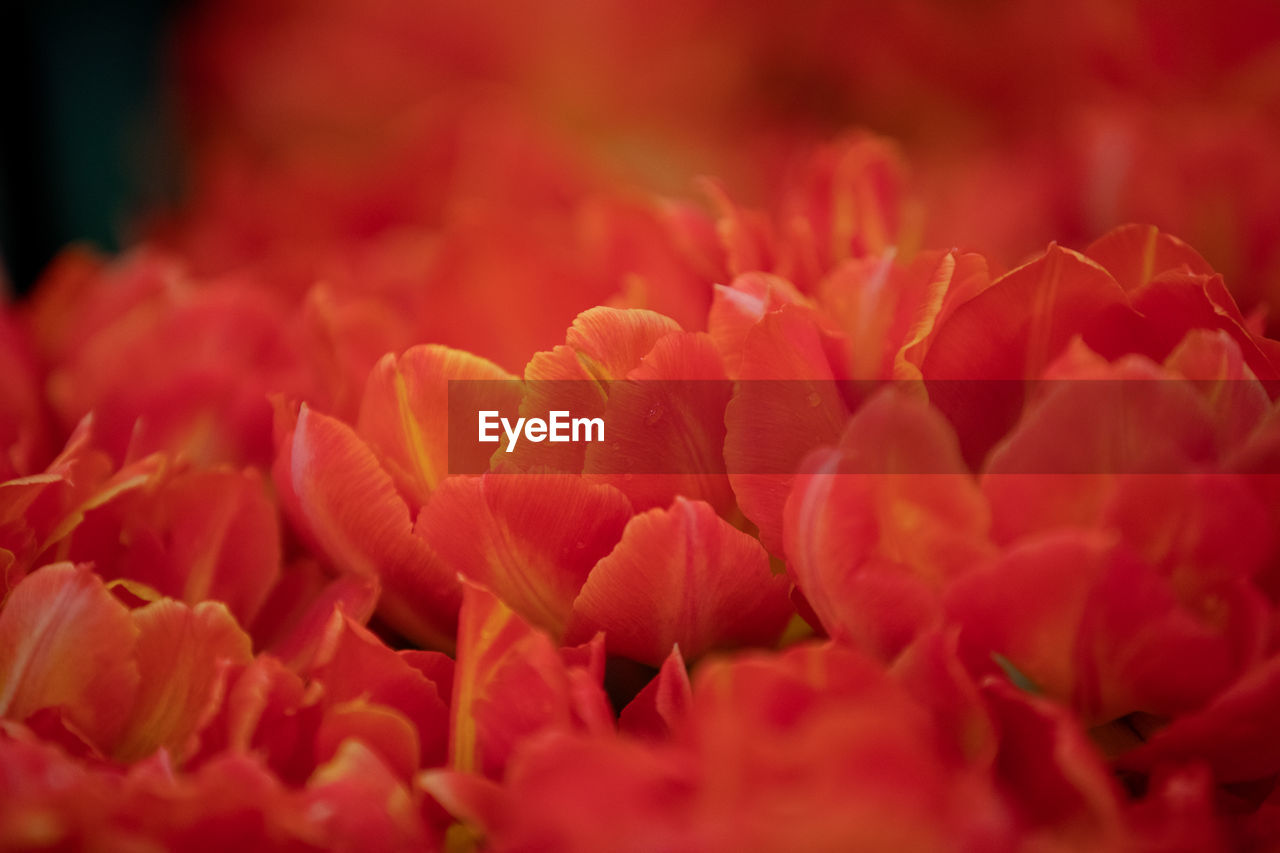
[893, 250, 992, 380]
[566, 497, 792, 666]
[724, 303, 855, 554]
[1084, 223, 1214, 292]
[118, 751, 317, 848]
[1130, 270, 1280, 381]
[583, 331, 735, 514]
[687, 643, 1009, 850]
[357, 344, 521, 508]
[191, 655, 320, 785]
[289, 404, 458, 649]
[1103, 473, 1273, 594]
[507, 307, 682, 475]
[619, 645, 691, 740]
[166, 468, 281, 625]
[922, 244, 1140, 463]
[775, 133, 915, 288]
[508, 344, 607, 474]
[414, 474, 631, 638]
[707, 273, 808, 378]
[891, 630, 997, 769]
[946, 532, 1110, 715]
[65, 466, 282, 627]
[813, 253, 906, 378]
[296, 283, 418, 423]
[0, 310, 52, 480]
[982, 346, 1218, 543]
[981, 679, 1125, 846]
[452, 730, 696, 850]
[1164, 329, 1270, 447]
[562, 306, 682, 380]
[308, 612, 450, 769]
[306, 739, 429, 849]
[948, 532, 1263, 724]
[1, 473, 63, 591]
[0, 562, 139, 750]
[0, 724, 120, 843]
[1120, 652, 1280, 783]
[699, 176, 777, 279]
[783, 391, 993, 657]
[114, 598, 253, 763]
[450, 582, 605, 778]
[250, 561, 380, 671]
[315, 700, 421, 782]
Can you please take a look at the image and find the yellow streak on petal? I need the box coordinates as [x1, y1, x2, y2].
[394, 367, 439, 494]
[450, 596, 514, 774]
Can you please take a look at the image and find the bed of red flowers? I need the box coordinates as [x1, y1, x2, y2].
[4, 0, 1280, 850]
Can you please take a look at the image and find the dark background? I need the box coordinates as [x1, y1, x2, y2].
[1, 0, 186, 298]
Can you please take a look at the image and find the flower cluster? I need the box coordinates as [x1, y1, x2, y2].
[4, 0, 1280, 850]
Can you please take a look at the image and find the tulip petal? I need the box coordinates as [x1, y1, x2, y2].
[251, 562, 380, 671]
[308, 612, 450, 768]
[113, 599, 252, 763]
[566, 497, 792, 666]
[784, 391, 993, 656]
[563, 306, 681, 381]
[1130, 271, 1280, 381]
[583, 331, 735, 514]
[1164, 329, 1270, 446]
[724, 304, 855, 554]
[893, 250, 992, 380]
[450, 582, 606, 778]
[948, 532, 1263, 724]
[64, 466, 282, 627]
[774, 134, 914, 289]
[1084, 223, 1214, 292]
[922, 244, 1140, 463]
[357, 344, 521, 508]
[414, 473, 631, 638]
[619, 644, 692, 740]
[891, 630, 997, 768]
[508, 307, 683, 476]
[289, 404, 458, 649]
[707, 273, 807, 378]
[192, 655, 321, 786]
[315, 700, 421, 782]
[1120, 652, 1280, 782]
[982, 344, 1219, 544]
[306, 739, 429, 849]
[981, 679, 1126, 846]
[0, 563, 139, 750]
